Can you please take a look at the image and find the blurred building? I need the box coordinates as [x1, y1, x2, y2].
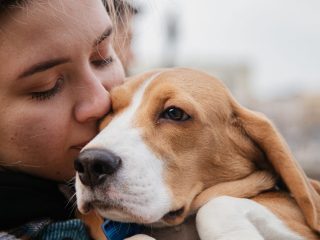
[128, 0, 320, 179]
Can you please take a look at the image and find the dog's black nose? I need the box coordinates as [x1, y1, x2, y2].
[74, 148, 121, 187]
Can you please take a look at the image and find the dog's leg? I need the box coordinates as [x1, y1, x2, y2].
[191, 170, 275, 212]
[196, 196, 303, 240]
[124, 234, 156, 240]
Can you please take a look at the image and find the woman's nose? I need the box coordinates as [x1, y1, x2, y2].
[74, 79, 111, 123]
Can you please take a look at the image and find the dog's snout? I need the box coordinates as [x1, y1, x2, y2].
[74, 148, 121, 187]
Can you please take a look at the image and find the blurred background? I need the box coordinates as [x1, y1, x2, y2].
[116, 0, 320, 179]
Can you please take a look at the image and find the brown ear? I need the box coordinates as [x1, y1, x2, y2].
[76, 210, 106, 240]
[231, 100, 320, 233]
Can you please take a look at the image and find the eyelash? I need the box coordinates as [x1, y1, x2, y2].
[92, 56, 113, 68]
[31, 76, 64, 101]
[30, 55, 112, 101]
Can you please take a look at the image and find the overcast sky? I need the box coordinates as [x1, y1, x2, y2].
[132, 0, 320, 100]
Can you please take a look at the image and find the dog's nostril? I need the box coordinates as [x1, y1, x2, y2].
[92, 162, 104, 175]
[91, 160, 117, 176]
[74, 158, 84, 173]
[93, 157, 121, 175]
[75, 149, 122, 187]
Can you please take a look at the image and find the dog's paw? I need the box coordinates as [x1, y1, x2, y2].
[124, 234, 156, 240]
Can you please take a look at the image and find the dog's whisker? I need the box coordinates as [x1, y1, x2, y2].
[66, 192, 77, 208]
[66, 177, 75, 186]
[67, 201, 78, 218]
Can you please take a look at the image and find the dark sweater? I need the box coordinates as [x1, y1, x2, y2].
[0, 171, 74, 230]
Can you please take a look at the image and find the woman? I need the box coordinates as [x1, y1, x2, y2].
[0, 0, 125, 239]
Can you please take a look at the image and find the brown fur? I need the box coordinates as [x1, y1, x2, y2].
[137, 68, 319, 237]
[76, 210, 106, 240]
[86, 68, 320, 239]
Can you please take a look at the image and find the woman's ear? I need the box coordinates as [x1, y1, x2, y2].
[230, 99, 320, 233]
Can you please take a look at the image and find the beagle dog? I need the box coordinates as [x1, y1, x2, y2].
[75, 68, 320, 240]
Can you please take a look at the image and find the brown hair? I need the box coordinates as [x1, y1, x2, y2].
[0, 0, 134, 26]
[0, 0, 28, 12]
[104, 0, 138, 31]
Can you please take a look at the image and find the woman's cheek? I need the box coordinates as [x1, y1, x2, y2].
[9, 105, 69, 157]
[9, 111, 75, 180]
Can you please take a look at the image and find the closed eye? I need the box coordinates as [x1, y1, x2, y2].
[91, 56, 113, 68]
[31, 75, 64, 101]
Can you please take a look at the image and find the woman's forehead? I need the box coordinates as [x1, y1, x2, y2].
[1, 0, 110, 38]
[0, 0, 112, 80]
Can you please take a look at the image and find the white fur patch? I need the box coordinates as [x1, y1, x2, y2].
[77, 73, 172, 223]
[196, 196, 303, 240]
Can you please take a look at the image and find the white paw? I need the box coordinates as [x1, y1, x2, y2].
[124, 234, 156, 240]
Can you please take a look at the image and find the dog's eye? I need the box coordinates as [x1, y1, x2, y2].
[161, 106, 190, 121]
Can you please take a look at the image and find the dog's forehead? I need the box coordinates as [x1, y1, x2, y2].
[108, 68, 232, 126]
[110, 71, 163, 111]
[148, 69, 230, 102]
[113, 68, 227, 103]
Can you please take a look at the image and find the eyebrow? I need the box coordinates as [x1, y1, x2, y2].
[19, 58, 70, 78]
[94, 26, 113, 47]
[19, 27, 113, 79]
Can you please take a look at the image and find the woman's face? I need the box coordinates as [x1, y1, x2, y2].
[0, 0, 125, 181]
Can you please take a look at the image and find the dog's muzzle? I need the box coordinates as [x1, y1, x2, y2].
[74, 148, 121, 188]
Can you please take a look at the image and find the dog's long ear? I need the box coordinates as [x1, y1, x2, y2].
[230, 99, 320, 233]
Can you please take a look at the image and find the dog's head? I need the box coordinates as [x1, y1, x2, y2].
[75, 68, 320, 231]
